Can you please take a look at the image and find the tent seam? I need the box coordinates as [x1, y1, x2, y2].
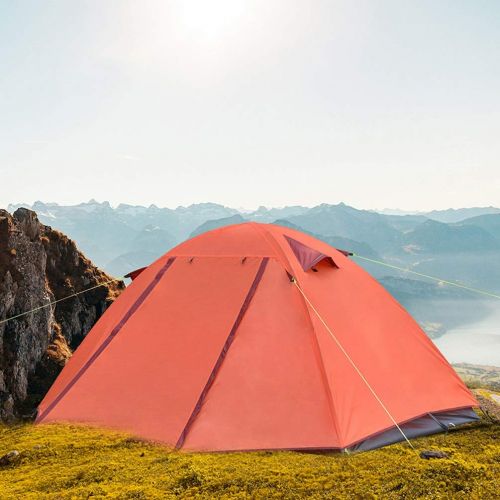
[290, 275, 345, 448]
[36, 257, 177, 422]
[292, 278, 416, 450]
[175, 257, 269, 449]
[249, 223, 294, 273]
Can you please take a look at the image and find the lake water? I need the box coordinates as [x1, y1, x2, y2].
[434, 303, 500, 367]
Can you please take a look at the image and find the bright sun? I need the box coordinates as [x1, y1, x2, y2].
[113, 0, 299, 81]
[173, 0, 249, 44]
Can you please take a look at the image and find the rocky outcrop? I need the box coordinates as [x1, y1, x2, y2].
[0, 208, 124, 421]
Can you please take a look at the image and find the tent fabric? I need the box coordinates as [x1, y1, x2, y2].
[37, 222, 478, 451]
[37, 257, 177, 423]
[349, 408, 479, 452]
[176, 257, 269, 449]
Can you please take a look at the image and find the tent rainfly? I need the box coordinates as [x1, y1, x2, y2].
[37, 223, 478, 452]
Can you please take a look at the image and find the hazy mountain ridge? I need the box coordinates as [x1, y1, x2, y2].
[422, 207, 500, 223]
[378, 206, 500, 223]
[189, 214, 246, 238]
[8, 201, 500, 282]
[281, 203, 402, 254]
[402, 219, 500, 254]
[8, 201, 237, 270]
[272, 219, 380, 258]
[460, 213, 500, 243]
[4, 200, 500, 360]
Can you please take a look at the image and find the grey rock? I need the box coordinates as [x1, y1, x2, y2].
[0, 450, 21, 467]
[0, 209, 124, 421]
[419, 450, 450, 459]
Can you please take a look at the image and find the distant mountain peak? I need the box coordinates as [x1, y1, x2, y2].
[422, 207, 500, 223]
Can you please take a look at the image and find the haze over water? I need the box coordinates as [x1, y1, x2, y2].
[434, 303, 500, 366]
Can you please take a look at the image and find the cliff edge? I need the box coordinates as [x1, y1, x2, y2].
[0, 208, 124, 421]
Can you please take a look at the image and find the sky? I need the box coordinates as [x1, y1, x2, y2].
[1, 0, 499, 211]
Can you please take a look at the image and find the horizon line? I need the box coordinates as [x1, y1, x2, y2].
[4, 199, 500, 215]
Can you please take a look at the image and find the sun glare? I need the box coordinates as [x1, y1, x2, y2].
[173, 0, 248, 43]
[109, 0, 309, 82]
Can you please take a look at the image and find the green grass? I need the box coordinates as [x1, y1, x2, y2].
[0, 420, 498, 499]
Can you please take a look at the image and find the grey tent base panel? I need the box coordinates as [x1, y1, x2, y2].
[347, 407, 479, 452]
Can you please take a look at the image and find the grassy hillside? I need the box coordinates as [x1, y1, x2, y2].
[0, 419, 498, 499]
[455, 363, 500, 391]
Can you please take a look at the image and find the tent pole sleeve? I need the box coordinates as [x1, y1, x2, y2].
[291, 277, 416, 451]
[37, 257, 176, 422]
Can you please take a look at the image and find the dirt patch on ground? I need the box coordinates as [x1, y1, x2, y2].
[473, 389, 500, 422]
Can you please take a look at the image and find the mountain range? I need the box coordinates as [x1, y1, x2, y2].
[8, 201, 500, 279]
[6, 200, 500, 343]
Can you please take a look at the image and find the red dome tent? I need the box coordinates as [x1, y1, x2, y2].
[37, 223, 478, 451]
